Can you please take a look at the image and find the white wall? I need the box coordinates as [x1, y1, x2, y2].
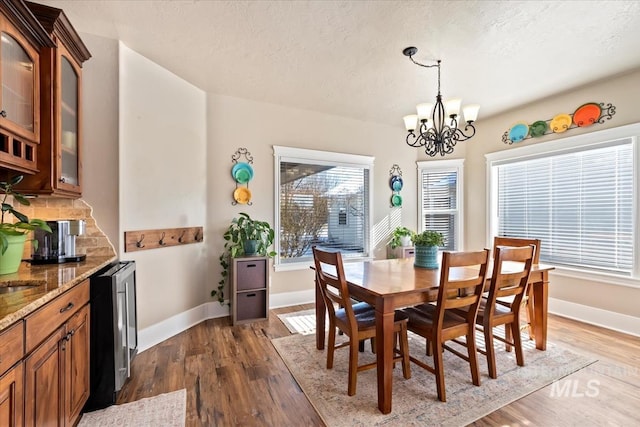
[206, 94, 418, 301]
[464, 69, 640, 323]
[119, 43, 207, 329]
[80, 33, 119, 249]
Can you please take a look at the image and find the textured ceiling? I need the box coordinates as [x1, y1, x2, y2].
[41, 0, 640, 127]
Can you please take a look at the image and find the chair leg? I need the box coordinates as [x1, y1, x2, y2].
[399, 324, 411, 379]
[432, 339, 446, 402]
[526, 287, 535, 340]
[512, 320, 525, 367]
[466, 329, 480, 386]
[505, 324, 513, 352]
[347, 339, 359, 396]
[426, 339, 433, 356]
[327, 325, 336, 369]
[484, 325, 498, 379]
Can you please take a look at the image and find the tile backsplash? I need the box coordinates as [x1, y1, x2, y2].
[15, 197, 116, 259]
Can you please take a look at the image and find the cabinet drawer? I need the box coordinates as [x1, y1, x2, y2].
[25, 279, 89, 353]
[235, 290, 267, 322]
[236, 260, 267, 291]
[0, 321, 23, 376]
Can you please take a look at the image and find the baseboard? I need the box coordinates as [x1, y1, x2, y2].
[138, 290, 314, 352]
[549, 297, 640, 337]
[268, 288, 315, 308]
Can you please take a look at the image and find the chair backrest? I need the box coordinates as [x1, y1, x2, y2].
[312, 246, 358, 333]
[435, 249, 491, 326]
[486, 245, 535, 316]
[493, 236, 541, 264]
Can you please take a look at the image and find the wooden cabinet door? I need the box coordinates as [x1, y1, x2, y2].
[0, 362, 23, 427]
[25, 326, 65, 427]
[64, 304, 90, 427]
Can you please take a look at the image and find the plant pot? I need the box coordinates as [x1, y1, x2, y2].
[414, 244, 439, 269]
[243, 239, 259, 255]
[0, 233, 26, 275]
[399, 235, 412, 247]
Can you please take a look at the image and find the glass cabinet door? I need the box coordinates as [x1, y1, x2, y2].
[0, 31, 36, 139]
[60, 55, 79, 186]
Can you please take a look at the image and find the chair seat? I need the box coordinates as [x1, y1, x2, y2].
[402, 304, 467, 333]
[336, 305, 408, 330]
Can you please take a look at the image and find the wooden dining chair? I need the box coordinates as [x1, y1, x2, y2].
[401, 249, 490, 402]
[312, 246, 411, 396]
[477, 245, 534, 379]
[493, 236, 541, 339]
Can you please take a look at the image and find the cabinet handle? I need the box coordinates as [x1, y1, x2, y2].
[59, 177, 66, 183]
[60, 302, 74, 313]
[247, 264, 257, 268]
[0, 110, 6, 118]
[246, 293, 257, 297]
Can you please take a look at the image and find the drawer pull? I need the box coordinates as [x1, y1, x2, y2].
[247, 264, 257, 268]
[246, 293, 257, 297]
[60, 302, 75, 313]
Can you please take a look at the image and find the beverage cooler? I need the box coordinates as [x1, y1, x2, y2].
[84, 260, 138, 410]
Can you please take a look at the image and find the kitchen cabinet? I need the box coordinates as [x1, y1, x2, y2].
[0, 362, 24, 427]
[0, 0, 53, 174]
[0, 320, 24, 427]
[24, 279, 90, 427]
[16, 2, 90, 197]
[230, 256, 269, 325]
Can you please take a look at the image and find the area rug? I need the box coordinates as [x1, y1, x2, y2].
[78, 389, 186, 427]
[272, 330, 596, 426]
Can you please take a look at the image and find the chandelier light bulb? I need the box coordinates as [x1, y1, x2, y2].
[463, 104, 480, 122]
[403, 114, 418, 132]
[416, 103, 433, 122]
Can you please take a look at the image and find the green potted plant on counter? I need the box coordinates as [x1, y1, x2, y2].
[212, 213, 276, 304]
[0, 175, 52, 275]
[389, 226, 415, 249]
[412, 230, 444, 269]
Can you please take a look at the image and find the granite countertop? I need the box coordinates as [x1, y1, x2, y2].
[0, 256, 117, 331]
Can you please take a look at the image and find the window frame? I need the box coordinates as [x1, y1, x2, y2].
[417, 158, 464, 252]
[486, 122, 640, 287]
[273, 145, 374, 271]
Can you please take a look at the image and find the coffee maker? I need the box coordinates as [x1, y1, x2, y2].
[32, 220, 87, 264]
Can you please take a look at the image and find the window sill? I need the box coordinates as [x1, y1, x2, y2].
[549, 265, 640, 289]
[273, 256, 375, 273]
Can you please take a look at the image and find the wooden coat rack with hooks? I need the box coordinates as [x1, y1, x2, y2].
[124, 226, 204, 252]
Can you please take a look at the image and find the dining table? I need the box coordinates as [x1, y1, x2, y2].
[314, 257, 554, 414]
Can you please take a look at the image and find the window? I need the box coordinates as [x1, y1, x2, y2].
[418, 159, 464, 251]
[273, 146, 373, 270]
[487, 123, 640, 279]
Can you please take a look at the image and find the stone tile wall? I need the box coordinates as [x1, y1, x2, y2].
[11, 197, 116, 259]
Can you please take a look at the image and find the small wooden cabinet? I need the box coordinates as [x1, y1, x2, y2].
[24, 279, 90, 427]
[230, 256, 269, 325]
[16, 2, 91, 197]
[0, 0, 53, 173]
[0, 362, 24, 427]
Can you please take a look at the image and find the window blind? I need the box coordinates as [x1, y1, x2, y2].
[420, 169, 459, 251]
[497, 139, 633, 275]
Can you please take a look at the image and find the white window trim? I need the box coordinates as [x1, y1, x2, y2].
[273, 145, 375, 272]
[417, 158, 465, 251]
[485, 122, 640, 287]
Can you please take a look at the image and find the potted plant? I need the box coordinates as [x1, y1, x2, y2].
[412, 230, 444, 269]
[212, 213, 277, 304]
[389, 226, 415, 249]
[0, 175, 52, 275]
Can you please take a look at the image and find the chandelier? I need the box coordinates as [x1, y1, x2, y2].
[402, 47, 479, 157]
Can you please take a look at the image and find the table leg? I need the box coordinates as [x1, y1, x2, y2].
[532, 272, 549, 351]
[375, 298, 395, 414]
[315, 274, 326, 350]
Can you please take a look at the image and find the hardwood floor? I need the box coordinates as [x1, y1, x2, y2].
[116, 305, 640, 426]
